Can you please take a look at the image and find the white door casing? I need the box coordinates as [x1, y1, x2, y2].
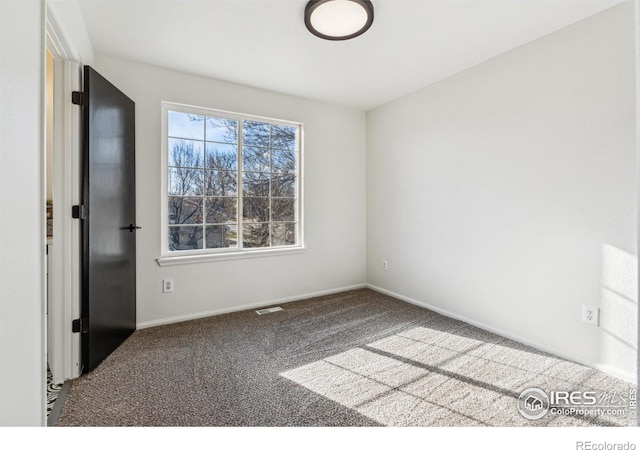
[46, 3, 82, 384]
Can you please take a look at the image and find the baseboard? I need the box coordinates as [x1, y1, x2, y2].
[136, 281, 636, 384]
[367, 284, 637, 385]
[592, 364, 637, 385]
[136, 283, 368, 330]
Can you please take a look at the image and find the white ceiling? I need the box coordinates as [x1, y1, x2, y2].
[77, 0, 625, 111]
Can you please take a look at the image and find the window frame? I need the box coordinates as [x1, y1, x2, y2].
[158, 102, 304, 265]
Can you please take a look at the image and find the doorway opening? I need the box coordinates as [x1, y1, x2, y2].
[44, 4, 82, 425]
[45, 47, 61, 419]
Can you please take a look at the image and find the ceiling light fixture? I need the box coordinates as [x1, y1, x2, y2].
[305, 0, 374, 41]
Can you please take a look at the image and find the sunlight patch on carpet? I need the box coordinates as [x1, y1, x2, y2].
[280, 326, 634, 426]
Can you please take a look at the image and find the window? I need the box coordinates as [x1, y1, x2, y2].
[161, 103, 302, 260]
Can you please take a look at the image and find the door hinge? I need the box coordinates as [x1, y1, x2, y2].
[72, 318, 89, 334]
[71, 91, 87, 106]
[72, 205, 87, 220]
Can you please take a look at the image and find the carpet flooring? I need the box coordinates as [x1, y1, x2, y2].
[57, 289, 635, 426]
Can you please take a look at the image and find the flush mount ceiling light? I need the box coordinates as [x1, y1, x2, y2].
[305, 0, 374, 41]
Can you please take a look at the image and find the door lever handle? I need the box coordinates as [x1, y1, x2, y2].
[120, 224, 142, 232]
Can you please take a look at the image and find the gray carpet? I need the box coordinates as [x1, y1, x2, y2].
[57, 289, 635, 426]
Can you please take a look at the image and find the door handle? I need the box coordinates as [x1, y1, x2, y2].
[120, 224, 142, 232]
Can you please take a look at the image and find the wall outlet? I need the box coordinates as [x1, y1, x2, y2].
[582, 305, 599, 326]
[163, 278, 174, 293]
[382, 260, 388, 271]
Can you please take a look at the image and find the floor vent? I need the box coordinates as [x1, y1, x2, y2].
[256, 306, 284, 315]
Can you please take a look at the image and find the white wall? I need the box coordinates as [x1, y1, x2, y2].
[0, 1, 45, 426]
[94, 55, 367, 327]
[367, 1, 637, 381]
[0, 0, 93, 426]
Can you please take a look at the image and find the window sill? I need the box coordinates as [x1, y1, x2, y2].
[156, 247, 305, 267]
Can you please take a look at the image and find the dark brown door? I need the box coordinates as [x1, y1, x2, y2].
[80, 66, 137, 373]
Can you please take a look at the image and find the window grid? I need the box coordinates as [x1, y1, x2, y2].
[240, 120, 296, 249]
[166, 106, 300, 255]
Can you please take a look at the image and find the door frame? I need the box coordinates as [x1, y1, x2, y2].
[45, 2, 82, 384]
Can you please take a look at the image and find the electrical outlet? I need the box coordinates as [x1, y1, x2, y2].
[382, 260, 388, 271]
[582, 305, 599, 326]
[163, 278, 174, 293]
